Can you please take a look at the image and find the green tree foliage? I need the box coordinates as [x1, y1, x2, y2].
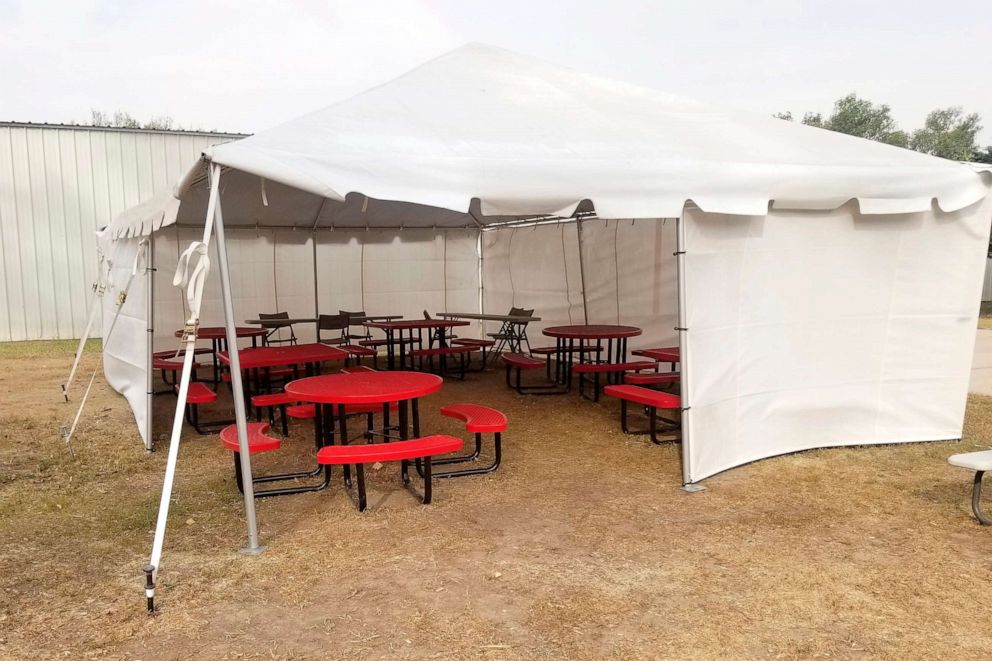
[778, 95, 990, 161]
[972, 146, 992, 164]
[817, 94, 908, 146]
[910, 107, 983, 161]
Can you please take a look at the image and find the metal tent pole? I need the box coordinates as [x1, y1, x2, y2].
[144, 232, 155, 452]
[212, 171, 263, 555]
[576, 217, 590, 324]
[674, 213, 697, 488]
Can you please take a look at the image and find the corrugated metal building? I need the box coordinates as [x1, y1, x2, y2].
[0, 122, 244, 341]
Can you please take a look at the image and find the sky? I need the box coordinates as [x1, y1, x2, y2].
[1, 0, 990, 142]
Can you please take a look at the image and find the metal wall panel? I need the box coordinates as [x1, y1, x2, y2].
[0, 123, 243, 340]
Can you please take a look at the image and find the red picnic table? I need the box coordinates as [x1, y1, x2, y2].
[173, 326, 269, 384]
[542, 324, 643, 388]
[218, 343, 350, 405]
[363, 319, 470, 370]
[286, 371, 444, 504]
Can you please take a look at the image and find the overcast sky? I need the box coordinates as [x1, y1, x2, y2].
[2, 0, 990, 142]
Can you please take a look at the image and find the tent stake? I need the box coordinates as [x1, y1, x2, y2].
[143, 564, 156, 614]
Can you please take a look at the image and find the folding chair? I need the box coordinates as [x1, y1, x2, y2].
[317, 313, 349, 345]
[488, 307, 534, 354]
[258, 311, 298, 346]
[339, 310, 372, 343]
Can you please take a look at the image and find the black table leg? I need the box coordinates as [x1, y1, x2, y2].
[338, 403, 351, 487]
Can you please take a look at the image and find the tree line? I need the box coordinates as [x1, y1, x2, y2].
[776, 94, 991, 163]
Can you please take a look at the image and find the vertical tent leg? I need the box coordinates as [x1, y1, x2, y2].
[144, 232, 155, 452]
[674, 214, 695, 488]
[213, 170, 264, 556]
[576, 216, 590, 325]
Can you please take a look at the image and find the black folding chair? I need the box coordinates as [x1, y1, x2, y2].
[258, 311, 298, 346]
[488, 307, 534, 354]
[317, 313, 349, 345]
[339, 310, 372, 342]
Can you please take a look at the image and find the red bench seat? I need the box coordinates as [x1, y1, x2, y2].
[154, 357, 200, 371]
[220, 422, 281, 453]
[219, 422, 331, 498]
[441, 403, 507, 433]
[625, 372, 680, 387]
[632, 347, 680, 363]
[180, 381, 217, 404]
[410, 346, 476, 357]
[317, 435, 461, 464]
[452, 338, 495, 347]
[572, 361, 657, 402]
[571, 361, 656, 374]
[317, 435, 463, 511]
[251, 392, 298, 407]
[502, 353, 544, 369]
[603, 385, 681, 444]
[176, 381, 223, 433]
[529, 346, 602, 356]
[603, 385, 680, 409]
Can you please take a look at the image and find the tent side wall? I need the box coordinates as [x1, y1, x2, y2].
[682, 198, 992, 482]
[481, 223, 585, 339]
[104, 227, 481, 444]
[99, 233, 152, 445]
[579, 218, 679, 350]
[480, 218, 679, 350]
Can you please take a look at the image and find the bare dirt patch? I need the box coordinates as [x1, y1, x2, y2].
[1, 341, 991, 659]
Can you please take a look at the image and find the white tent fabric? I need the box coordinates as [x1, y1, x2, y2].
[97, 232, 152, 445]
[683, 198, 992, 481]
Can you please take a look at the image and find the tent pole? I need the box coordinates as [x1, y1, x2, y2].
[576, 217, 590, 324]
[674, 213, 696, 488]
[213, 174, 264, 555]
[312, 233, 319, 327]
[146, 167, 222, 612]
[477, 230, 485, 336]
[144, 231, 155, 452]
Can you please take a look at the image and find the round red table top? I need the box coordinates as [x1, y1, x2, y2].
[542, 324, 642, 340]
[364, 319, 469, 330]
[175, 326, 268, 340]
[286, 371, 443, 405]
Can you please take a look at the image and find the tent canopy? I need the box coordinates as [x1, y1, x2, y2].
[108, 43, 991, 238]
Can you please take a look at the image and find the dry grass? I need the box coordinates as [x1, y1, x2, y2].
[2, 341, 992, 659]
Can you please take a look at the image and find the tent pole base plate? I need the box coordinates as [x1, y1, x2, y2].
[681, 483, 706, 493]
[240, 544, 266, 556]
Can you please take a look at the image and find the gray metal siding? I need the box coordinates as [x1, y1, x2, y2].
[0, 124, 242, 340]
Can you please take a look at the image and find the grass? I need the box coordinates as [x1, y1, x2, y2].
[979, 302, 992, 329]
[1, 341, 991, 659]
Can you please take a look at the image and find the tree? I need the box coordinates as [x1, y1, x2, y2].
[802, 112, 824, 128]
[972, 146, 992, 164]
[819, 94, 908, 146]
[910, 107, 983, 161]
[773, 111, 793, 121]
[88, 109, 176, 130]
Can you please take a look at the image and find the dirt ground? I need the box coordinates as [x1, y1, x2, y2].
[2, 341, 992, 660]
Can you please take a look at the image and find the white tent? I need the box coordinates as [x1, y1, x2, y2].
[90, 43, 992, 601]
